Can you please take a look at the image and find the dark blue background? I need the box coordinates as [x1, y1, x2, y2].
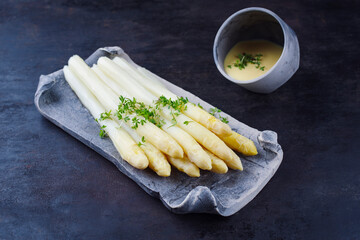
[0, 0, 359, 239]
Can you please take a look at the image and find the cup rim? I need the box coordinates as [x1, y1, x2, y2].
[213, 7, 287, 85]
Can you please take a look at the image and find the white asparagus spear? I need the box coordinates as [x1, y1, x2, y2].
[92, 64, 129, 99]
[120, 123, 171, 177]
[68, 55, 183, 158]
[219, 131, 258, 156]
[159, 120, 212, 170]
[93, 63, 212, 170]
[113, 57, 232, 137]
[97, 57, 242, 170]
[204, 149, 228, 174]
[166, 155, 200, 177]
[63, 66, 148, 169]
[97, 57, 156, 103]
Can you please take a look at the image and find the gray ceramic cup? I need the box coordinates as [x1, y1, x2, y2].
[213, 7, 300, 93]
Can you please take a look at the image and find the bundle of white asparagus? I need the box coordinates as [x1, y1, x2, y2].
[63, 55, 257, 177]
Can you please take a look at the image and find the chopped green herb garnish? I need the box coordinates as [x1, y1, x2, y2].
[183, 121, 192, 125]
[155, 95, 190, 128]
[131, 117, 140, 129]
[97, 94, 231, 141]
[209, 107, 229, 124]
[138, 135, 146, 146]
[209, 107, 221, 116]
[116, 111, 123, 120]
[116, 96, 165, 129]
[99, 110, 112, 121]
[167, 111, 177, 128]
[220, 116, 229, 124]
[99, 125, 107, 138]
[155, 96, 188, 112]
[229, 52, 265, 71]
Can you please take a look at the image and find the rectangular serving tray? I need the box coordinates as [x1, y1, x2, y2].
[34, 47, 283, 216]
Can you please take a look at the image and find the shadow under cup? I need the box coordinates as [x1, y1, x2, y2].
[213, 8, 300, 93]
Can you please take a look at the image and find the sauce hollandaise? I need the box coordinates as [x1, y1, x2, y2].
[224, 40, 283, 81]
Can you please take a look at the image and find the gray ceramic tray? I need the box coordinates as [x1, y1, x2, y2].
[34, 47, 283, 216]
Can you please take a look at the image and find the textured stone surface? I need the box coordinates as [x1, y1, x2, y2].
[34, 47, 283, 216]
[0, 0, 359, 239]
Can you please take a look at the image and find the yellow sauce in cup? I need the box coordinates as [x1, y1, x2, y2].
[224, 40, 283, 81]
